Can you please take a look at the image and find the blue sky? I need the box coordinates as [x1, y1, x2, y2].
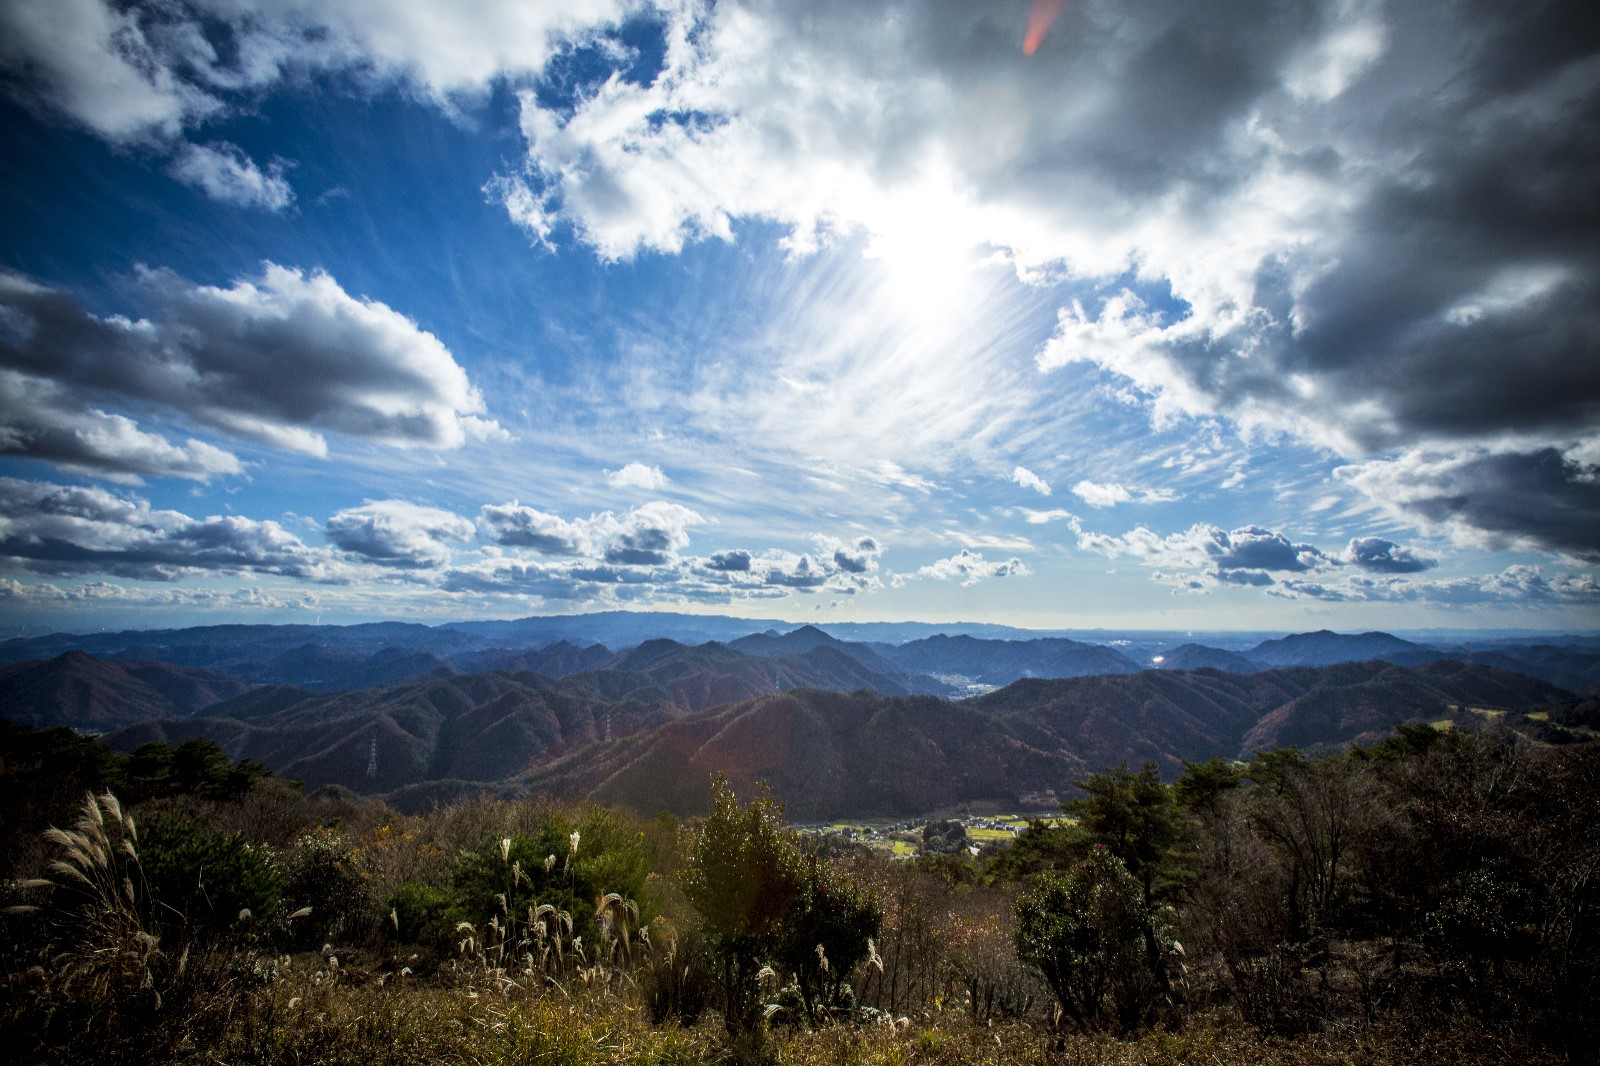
[0, 0, 1596, 634]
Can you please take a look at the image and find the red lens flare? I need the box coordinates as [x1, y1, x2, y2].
[1023, 0, 1067, 56]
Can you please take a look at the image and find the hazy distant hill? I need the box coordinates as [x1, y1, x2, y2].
[872, 634, 1143, 686]
[105, 670, 671, 793]
[1155, 644, 1263, 673]
[727, 625, 949, 695]
[454, 641, 614, 678]
[1246, 629, 1430, 667]
[7, 617, 1595, 698]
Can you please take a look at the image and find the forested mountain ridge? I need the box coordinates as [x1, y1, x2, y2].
[26, 654, 1579, 818]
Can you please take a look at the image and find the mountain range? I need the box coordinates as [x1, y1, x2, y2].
[2, 617, 1595, 819]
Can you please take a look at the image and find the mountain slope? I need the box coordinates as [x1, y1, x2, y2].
[525, 688, 1083, 821]
[0, 652, 249, 730]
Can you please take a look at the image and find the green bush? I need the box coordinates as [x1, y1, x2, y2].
[281, 828, 373, 948]
[1014, 846, 1172, 1032]
[387, 881, 462, 949]
[138, 813, 284, 941]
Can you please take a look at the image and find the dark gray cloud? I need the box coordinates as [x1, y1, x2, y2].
[1339, 448, 1600, 562]
[827, 536, 880, 575]
[705, 549, 753, 572]
[1209, 525, 1326, 573]
[1078, 521, 1339, 589]
[478, 502, 586, 555]
[1345, 536, 1438, 574]
[0, 265, 500, 460]
[763, 555, 830, 589]
[477, 500, 700, 566]
[0, 370, 242, 482]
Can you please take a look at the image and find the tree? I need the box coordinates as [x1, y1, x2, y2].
[1064, 761, 1182, 909]
[1014, 847, 1173, 1032]
[1246, 748, 1372, 941]
[1065, 761, 1185, 990]
[680, 775, 806, 1037]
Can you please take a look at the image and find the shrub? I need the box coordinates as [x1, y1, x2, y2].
[138, 811, 284, 941]
[1014, 846, 1173, 1032]
[280, 828, 372, 948]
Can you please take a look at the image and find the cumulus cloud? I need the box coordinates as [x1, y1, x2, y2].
[901, 549, 1030, 588]
[683, 533, 883, 596]
[1338, 447, 1600, 562]
[1275, 565, 1600, 606]
[7, 0, 1593, 563]
[0, 0, 222, 141]
[0, 0, 635, 143]
[488, 0, 1598, 553]
[705, 548, 752, 572]
[325, 500, 475, 568]
[1343, 536, 1438, 574]
[479, 500, 701, 566]
[0, 265, 500, 460]
[169, 142, 294, 210]
[0, 477, 337, 581]
[605, 461, 668, 490]
[1012, 466, 1051, 496]
[1079, 521, 1331, 588]
[822, 535, 881, 574]
[0, 370, 242, 482]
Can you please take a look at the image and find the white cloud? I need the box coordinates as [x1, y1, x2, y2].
[1275, 565, 1600, 606]
[0, 0, 637, 143]
[605, 461, 668, 490]
[901, 548, 1030, 588]
[479, 499, 702, 566]
[0, 265, 500, 458]
[0, 0, 221, 141]
[1021, 508, 1079, 526]
[1012, 465, 1051, 496]
[169, 142, 294, 210]
[1071, 479, 1179, 509]
[1073, 480, 1130, 508]
[325, 500, 475, 568]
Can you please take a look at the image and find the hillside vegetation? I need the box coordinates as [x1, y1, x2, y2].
[2, 719, 1596, 1065]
